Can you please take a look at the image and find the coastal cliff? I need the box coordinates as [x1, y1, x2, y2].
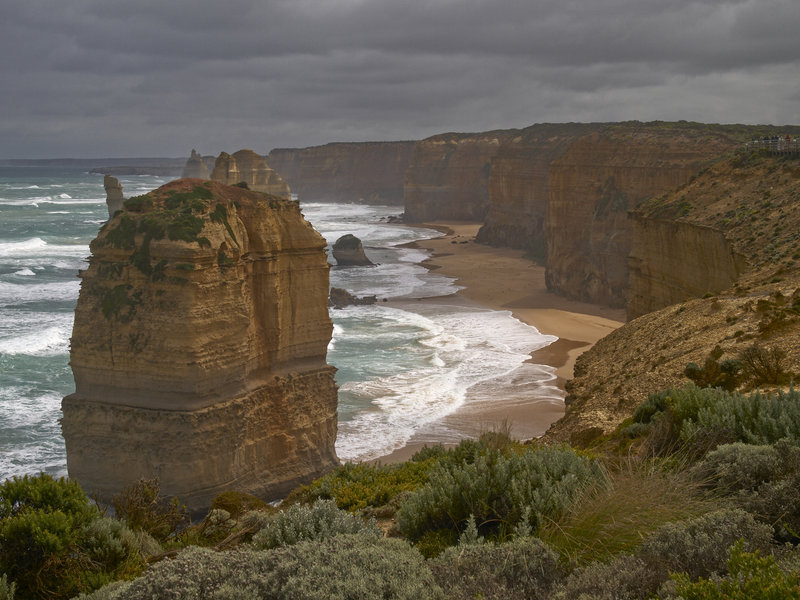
[476, 123, 603, 252]
[267, 142, 416, 205]
[545, 123, 738, 307]
[404, 130, 518, 222]
[61, 179, 338, 510]
[545, 151, 800, 442]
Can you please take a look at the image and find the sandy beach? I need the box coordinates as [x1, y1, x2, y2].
[375, 222, 625, 463]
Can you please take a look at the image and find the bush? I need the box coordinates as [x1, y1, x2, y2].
[552, 554, 660, 600]
[684, 345, 742, 391]
[668, 541, 800, 599]
[398, 445, 605, 545]
[430, 536, 560, 600]
[283, 459, 435, 513]
[0, 575, 15, 600]
[638, 508, 773, 580]
[693, 441, 800, 542]
[210, 490, 268, 519]
[0, 474, 147, 600]
[251, 499, 380, 549]
[111, 478, 188, 543]
[632, 384, 800, 458]
[739, 343, 790, 387]
[82, 535, 443, 600]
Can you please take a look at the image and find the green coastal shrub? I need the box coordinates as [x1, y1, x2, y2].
[693, 441, 800, 542]
[430, 536, 560, 600]
[398, 444, 605, 548]
[251, 499, 380, 549]
[684, 345, 742, 391]
[638, 508, 773, 580]
[632, 384, 800, 457]
[0, 575, 15, 600]
[668, 541, 800, 599]
[552, 554, 658, 600]
[81, 535, 442, 600]
[111, 478, 188, 543]
[0, 474, 148, 600]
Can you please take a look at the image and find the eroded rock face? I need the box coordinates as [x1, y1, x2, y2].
[331, 234, 373, 266]
[181, 149, 215, 179]
[267, 142, 416, 205]
[210, 150, 292, 200]
[476, 123, 603, 251]
[62, 179, 338, 510]
[404, 131, 518, 222]
[545, 124, 738, 307]
[103, 175, 125, 219]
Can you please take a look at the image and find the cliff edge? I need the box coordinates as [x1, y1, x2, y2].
[62, 179, 338, 510]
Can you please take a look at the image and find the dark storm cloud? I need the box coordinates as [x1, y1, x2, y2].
[2, 0, 799, 157]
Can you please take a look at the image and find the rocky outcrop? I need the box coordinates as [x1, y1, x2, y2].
[182, 149, 216, 179]
[329, 287, 377, 308]
[103, 175, 125, 219]
[545, 123, 739, 307]
[267, 142, 416, 205]
[210, 150, 292, 200]
[61, 179, 338, 510]
[404, 130, 519, 222]
[476, 123, 603, 252]
[331, 234, 373, 266]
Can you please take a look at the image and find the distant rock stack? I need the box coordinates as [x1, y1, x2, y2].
[331, 234, 374, 266]
[181, 149, 215, 179]
[61, 179, 338, 511]
[209, 149, 292, 200]
[103, 175, 125, 219]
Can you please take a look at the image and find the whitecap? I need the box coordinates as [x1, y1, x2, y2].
[0, 325, 70, 356]
[0, 238, 47, 256]
[12, 268, 35, 277]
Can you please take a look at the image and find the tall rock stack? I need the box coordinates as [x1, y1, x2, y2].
[210, 149, 292, 200]
[103, 175, 125, 219]
[181, 149, 215, 179]
[61, 179, 338, 510]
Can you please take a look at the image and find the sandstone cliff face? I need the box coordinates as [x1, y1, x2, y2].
[404, 131, 518, 222]
[181, 149, 216, 179]
[210, 150, 292, 200]
[476, 123, 603, 251]
[62, 179, 337, 510]
[628, 217, 747, 318]
[267, 142, 416, 205]
[544, 152, 800, 443]
[545, 124, 738, 307]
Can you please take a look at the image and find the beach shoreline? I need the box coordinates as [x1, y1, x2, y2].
[373, 221, 625, 463]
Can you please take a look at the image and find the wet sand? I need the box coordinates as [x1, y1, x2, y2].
[374, 222, 624, 463]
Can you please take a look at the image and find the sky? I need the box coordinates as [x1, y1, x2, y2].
[2, 0, 799, 158]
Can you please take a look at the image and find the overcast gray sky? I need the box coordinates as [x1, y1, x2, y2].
[2, 0, 799, 158]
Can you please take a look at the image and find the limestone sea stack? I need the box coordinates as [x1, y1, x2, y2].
[181, 149, 215, 179]
[61, 179, 338, 511]
[210, 150, 292, 200]
[103, 175, 124, 219]
[331, 234, 374, 266]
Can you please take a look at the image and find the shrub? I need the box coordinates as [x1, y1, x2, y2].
[398, 445, 605, 545]
[638, 508, 773, 580]
[552, 554, 660, 600]
[250, 499, 380, 549]
[668, 541, 800, 599]
[0, 575, 14, 600]
[111, 478, 188, 543]
[430, 536, 561, 600]
[210, 490, 268, 519]
[684, 346, 742, 391]
[693, 441, 800, 542]
[82, 535, 443, 600]
[739, 343, 790, 387]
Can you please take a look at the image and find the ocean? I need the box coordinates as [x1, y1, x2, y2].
[0, 167, 559, 480]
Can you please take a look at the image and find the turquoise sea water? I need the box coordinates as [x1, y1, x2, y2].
[0, 168, 558, 479]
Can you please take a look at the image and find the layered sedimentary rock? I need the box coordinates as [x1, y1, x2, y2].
[545, 123, 738, 307]
[210, 150, 291, 200]
[476, 123, 603, 252]
[62, 179, 338, 510]
[331, 234, 373, 266]
[404, 130, 518, 222]
[103, 175, 124, 219]
[628, 217, 747, 318]
[182, 149, 216, 179]
[267, 142, 416, 205]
